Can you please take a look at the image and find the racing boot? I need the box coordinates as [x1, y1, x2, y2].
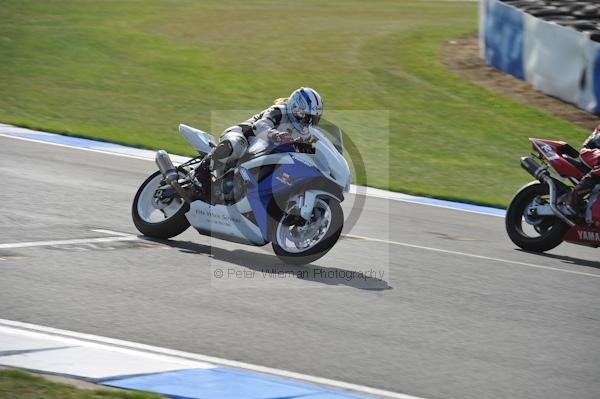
[565, 172, 600, 217]
[193, 156, 211, 200]
[194, 141, 234, 200]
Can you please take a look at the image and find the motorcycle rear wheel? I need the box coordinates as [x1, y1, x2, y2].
[132, 171, 190, 239]
[505, 182, 569, 252]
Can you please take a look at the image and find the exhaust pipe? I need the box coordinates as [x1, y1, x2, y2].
[520, 156, 546, 180]
[155, 150, 191, 203]
[520, 156, 574, 227]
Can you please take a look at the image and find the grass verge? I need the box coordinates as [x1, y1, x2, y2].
[0, 0, 591, 206]
[0, 369, 162, 399]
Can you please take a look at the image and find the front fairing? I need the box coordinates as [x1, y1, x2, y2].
[238, 125, 350, 241]
[240, 153, 331, 242]
[247, 139, 296, 156]
[310, 126, 351, 192]
[245, 126, 351, 192]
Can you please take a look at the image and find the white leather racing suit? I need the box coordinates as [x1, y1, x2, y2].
[218, 104, 311, 162]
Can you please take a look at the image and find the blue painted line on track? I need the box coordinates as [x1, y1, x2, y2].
[3, 128, 129, 150]
[101, 367, 371, 399]
[403, 196, 506, 217]
[0, 124, 507, 217]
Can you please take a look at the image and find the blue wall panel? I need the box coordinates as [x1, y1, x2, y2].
[593, 48, 600, 114]
[483, 0, 525, 80]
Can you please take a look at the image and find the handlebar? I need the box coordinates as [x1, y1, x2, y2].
[293, 140, 315, 153]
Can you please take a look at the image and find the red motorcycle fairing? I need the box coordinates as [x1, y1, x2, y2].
[563, 194, 600, 247]
[507, 137, 600, 252]
[564, 225, 600, 247]
[592, 195, 600, 223]
[530, 138, 586, 180]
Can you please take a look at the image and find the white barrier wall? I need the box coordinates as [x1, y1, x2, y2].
[480, 0, 600, 114]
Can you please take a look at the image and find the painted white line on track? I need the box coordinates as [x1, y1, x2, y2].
[0, 325, 215, 376]
[91, 229, 136, 237]
[0, 233, 139, 249]
[0, 319, 427, 399]
[2, 228, 596, 279]
[343, 234, 600, 278]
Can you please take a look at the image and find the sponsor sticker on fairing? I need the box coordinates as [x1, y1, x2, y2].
[537, 142, 560, 161]
[275, 172, 293, 186]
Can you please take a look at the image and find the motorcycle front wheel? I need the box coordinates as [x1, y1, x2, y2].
[505, 182, 569, 252]
[132, 171, 190, 239]
[272, 198, 343, 265]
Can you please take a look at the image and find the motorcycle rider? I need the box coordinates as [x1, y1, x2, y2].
[565, 124, 600, 216]
[195, 87, 323, 196]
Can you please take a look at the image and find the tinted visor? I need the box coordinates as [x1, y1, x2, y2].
[300, 114, 321, 127]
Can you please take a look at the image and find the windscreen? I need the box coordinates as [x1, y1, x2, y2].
[310, 120, 344, 155]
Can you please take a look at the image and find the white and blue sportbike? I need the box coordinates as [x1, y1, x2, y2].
[132, 124, 351, 264]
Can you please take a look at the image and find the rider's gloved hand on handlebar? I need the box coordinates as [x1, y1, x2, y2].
[267, 130, 293, 145]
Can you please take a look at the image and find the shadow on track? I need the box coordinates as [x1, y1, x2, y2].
[516, 249, 600, 269]
[144, 237, 392, 291]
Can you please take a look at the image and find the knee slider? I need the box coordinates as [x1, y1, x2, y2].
[219, 132, 248, 161]
[213, 141, 233, 159]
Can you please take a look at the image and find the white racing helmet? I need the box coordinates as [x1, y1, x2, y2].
[286, 87, 323, 133]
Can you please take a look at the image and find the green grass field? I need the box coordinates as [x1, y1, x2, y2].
[0, 369, 162, 399]
[0, 0, 591, 206]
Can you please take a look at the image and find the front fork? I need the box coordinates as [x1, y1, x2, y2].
[298, 191, 318, 221]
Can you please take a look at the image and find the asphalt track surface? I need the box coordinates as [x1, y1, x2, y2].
[0, 136, 599, 399]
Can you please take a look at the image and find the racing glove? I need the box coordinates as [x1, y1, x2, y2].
[267, 130, 293, 144]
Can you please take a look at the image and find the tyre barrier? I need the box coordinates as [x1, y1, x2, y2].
[480, 0, 600, 114]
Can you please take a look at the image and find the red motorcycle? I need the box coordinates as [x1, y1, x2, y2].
[506, 138, 600, 252]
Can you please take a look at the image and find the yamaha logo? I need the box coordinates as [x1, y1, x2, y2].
[577, 230, 600, 242]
